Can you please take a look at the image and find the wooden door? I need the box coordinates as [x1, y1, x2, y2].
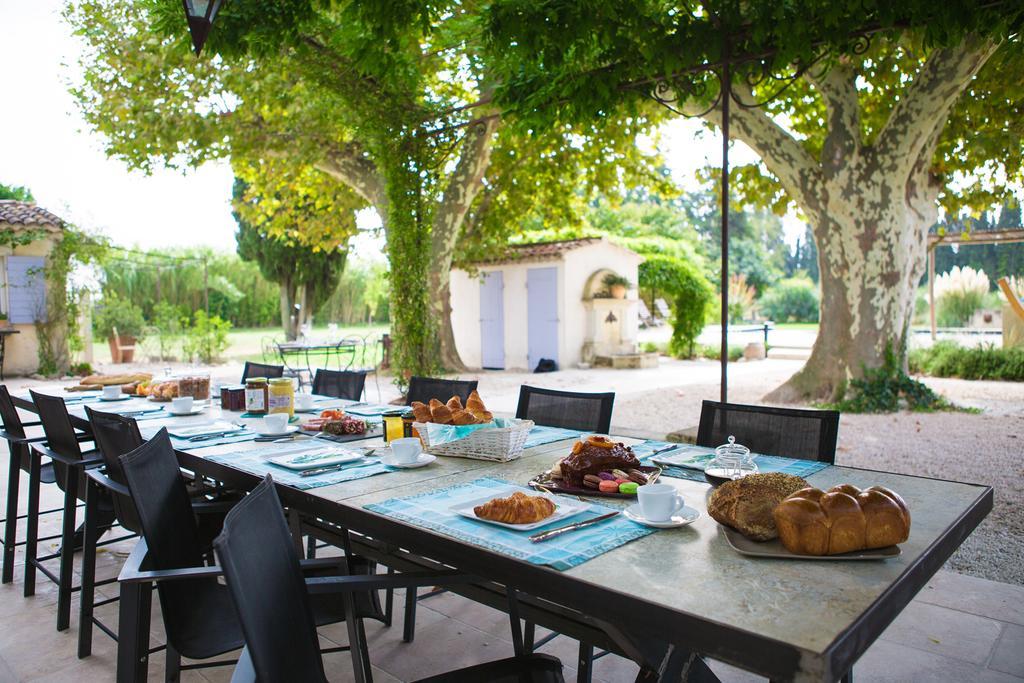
[479, 271, 505, 369]
[527, 267, 559, 371]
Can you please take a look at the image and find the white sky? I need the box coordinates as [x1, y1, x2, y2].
[0, 0, 804, 258]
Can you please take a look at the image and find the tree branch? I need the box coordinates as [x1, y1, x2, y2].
[314, 142, 385, 208]
[432, 112, 502, 260]
[804, 60, 860, 177]
[876, 35, 999, 178]
[696, 85, 823, 215]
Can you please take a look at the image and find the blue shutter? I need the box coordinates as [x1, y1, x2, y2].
[6, 256, 46, 324]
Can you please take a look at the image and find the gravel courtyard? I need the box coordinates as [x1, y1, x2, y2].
[8, 356, 1022, 585]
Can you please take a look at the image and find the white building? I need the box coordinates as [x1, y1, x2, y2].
[449, 237, 645, 371]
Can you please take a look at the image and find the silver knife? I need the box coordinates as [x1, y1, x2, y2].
[529, 511, 620, 543]
[187, 429, 246, 442]
[299, 460, 377, 477]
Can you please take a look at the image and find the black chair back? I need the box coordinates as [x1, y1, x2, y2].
[241, 362, 284, 382]
[312, 369, 367, 401]
[696, 400, 840, 463]
[30, 390, 84, 492]
[85, 407, 144, 533]
[515, 386, 614, 433]
[406, 376, 479, 406]
[0, 385, 29, 441]
[119, 429, 212, 648]
[214, 476, 328, 683]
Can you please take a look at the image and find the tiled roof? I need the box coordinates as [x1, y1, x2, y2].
[0, 201, 65, 231]
[471, 237, 605, 265]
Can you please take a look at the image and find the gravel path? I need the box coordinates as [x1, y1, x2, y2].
[10, 357, 1022, 584]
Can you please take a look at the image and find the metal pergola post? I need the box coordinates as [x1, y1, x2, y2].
[719, 40, 731, 404]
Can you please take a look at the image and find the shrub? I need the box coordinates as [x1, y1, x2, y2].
[696, 344, 744, 362]
[640, 259, 713, 359]
[727, 273, 757, 322]
[93, 295, 146, 340]
[935, 266, 989, 327]
[760, 277, 819, 323]
[910, 341, 1024, 381]
[150, 302, 186, 361]
[181, 311, 232, 364]
[832, 347, 951, 413]
[640, 341, 664, 354]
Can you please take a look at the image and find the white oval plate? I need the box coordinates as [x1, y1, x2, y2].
[168, 405, 207, 417]
[380, 451, 436, 469]
[623, 503, 700, 528]
[256, 425, 300, 438]
[99, 394, 131, 402]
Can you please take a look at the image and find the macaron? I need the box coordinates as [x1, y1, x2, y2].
[619, 481, 639, 495]
[583, 474, 602, 489]
[598, 480, 620, 493]
[597, 471, 616, 481]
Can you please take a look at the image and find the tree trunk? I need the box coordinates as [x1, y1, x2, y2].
[765, 154, 937, 402]
[279, 279, 298, 340]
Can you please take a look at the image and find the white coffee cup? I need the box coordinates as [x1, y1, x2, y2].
[390, 437, 423, 464]
[296, 393, 315, 411]
[637, 483, 685, 522]
[102, 385, 121, 400]
[171, 396, 194, 414]
[261, 413, 289, 434]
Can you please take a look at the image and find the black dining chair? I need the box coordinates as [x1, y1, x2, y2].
[513, 386, 615, 679]
[696, 400, 840, 463]
[0, 385, 62, 586]
[515, 386, 615, 433]
[240, 361, 285, 382]
[117, 429, 387, 681]
[312, 368, 367, 401]
[29, 390, 126, 632]
[214, 475, 564, 683]
[405, 376, 478, 406]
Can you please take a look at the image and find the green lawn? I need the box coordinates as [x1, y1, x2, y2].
[90, 323, 390, 367]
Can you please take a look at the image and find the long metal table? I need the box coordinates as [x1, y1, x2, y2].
[11, 389, 993, 682]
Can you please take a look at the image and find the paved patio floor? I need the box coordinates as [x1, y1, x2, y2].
[1, 465, 1022, 682]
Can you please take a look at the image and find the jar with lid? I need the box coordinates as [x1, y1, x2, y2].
[267, 377, 295, 416]
[705, 435, 758, 484]
[244, 378, 269, 415]
[382, 409, 406, 443]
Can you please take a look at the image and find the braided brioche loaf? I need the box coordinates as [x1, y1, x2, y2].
[773, 484, 911, 555]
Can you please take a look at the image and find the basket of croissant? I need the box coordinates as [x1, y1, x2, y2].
[410, 390, 534, 462]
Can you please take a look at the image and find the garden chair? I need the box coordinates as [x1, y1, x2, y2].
[654, 298, 672, 321]
[312, 368, 367, 401]
[240, 361, 284, 382]
[514, 386, 615, 680]
[109, 326, 136, 364]
[516, 386, 614, 434]
[405, 376, 478, 406]
[117, 429, 387, 680]
[28, 390, 125, 632]
[0, 385, 62, 586]
[998, 277, 1024, 320]
[637, 299, 660, 327]
[696, 400, 840, 464]
[213, 474, 563, 683]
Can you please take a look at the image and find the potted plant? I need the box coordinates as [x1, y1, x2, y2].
[602, 273, 632, 300]
[94, 296, 146, 363]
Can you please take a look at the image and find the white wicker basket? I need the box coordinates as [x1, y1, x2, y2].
[413, 419, 535, 462]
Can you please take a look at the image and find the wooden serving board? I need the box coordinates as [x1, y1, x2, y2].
[527, 465, 661, 499]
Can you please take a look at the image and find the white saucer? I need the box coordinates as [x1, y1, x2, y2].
[257, 425, 299, 438]
[623, 503, 700, 528]
[99, 394, 131, 402]
[380, 451, 436, 469]
[168, 405, 207, 417]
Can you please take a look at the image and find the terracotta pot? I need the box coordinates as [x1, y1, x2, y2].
[610, 284, 627, 299]
[108, 335, 136, 363]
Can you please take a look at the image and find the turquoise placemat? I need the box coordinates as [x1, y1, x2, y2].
[205, 442, 392, 490]
[139, 424, 261, 449]
[635, 441, 831, 481]
[364, 477, 656, 571]
[522, 425, 584, 450]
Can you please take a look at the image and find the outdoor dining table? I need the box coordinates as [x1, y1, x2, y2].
[9, 388, 993, 683]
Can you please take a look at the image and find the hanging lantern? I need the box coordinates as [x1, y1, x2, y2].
[182, 0, 223, 56]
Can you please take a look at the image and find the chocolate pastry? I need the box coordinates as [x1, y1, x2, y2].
[560, 436, 640, 487]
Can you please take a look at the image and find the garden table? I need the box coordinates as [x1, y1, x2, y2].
[8, 389, 992, 682]
[276, 337, 360, 375]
